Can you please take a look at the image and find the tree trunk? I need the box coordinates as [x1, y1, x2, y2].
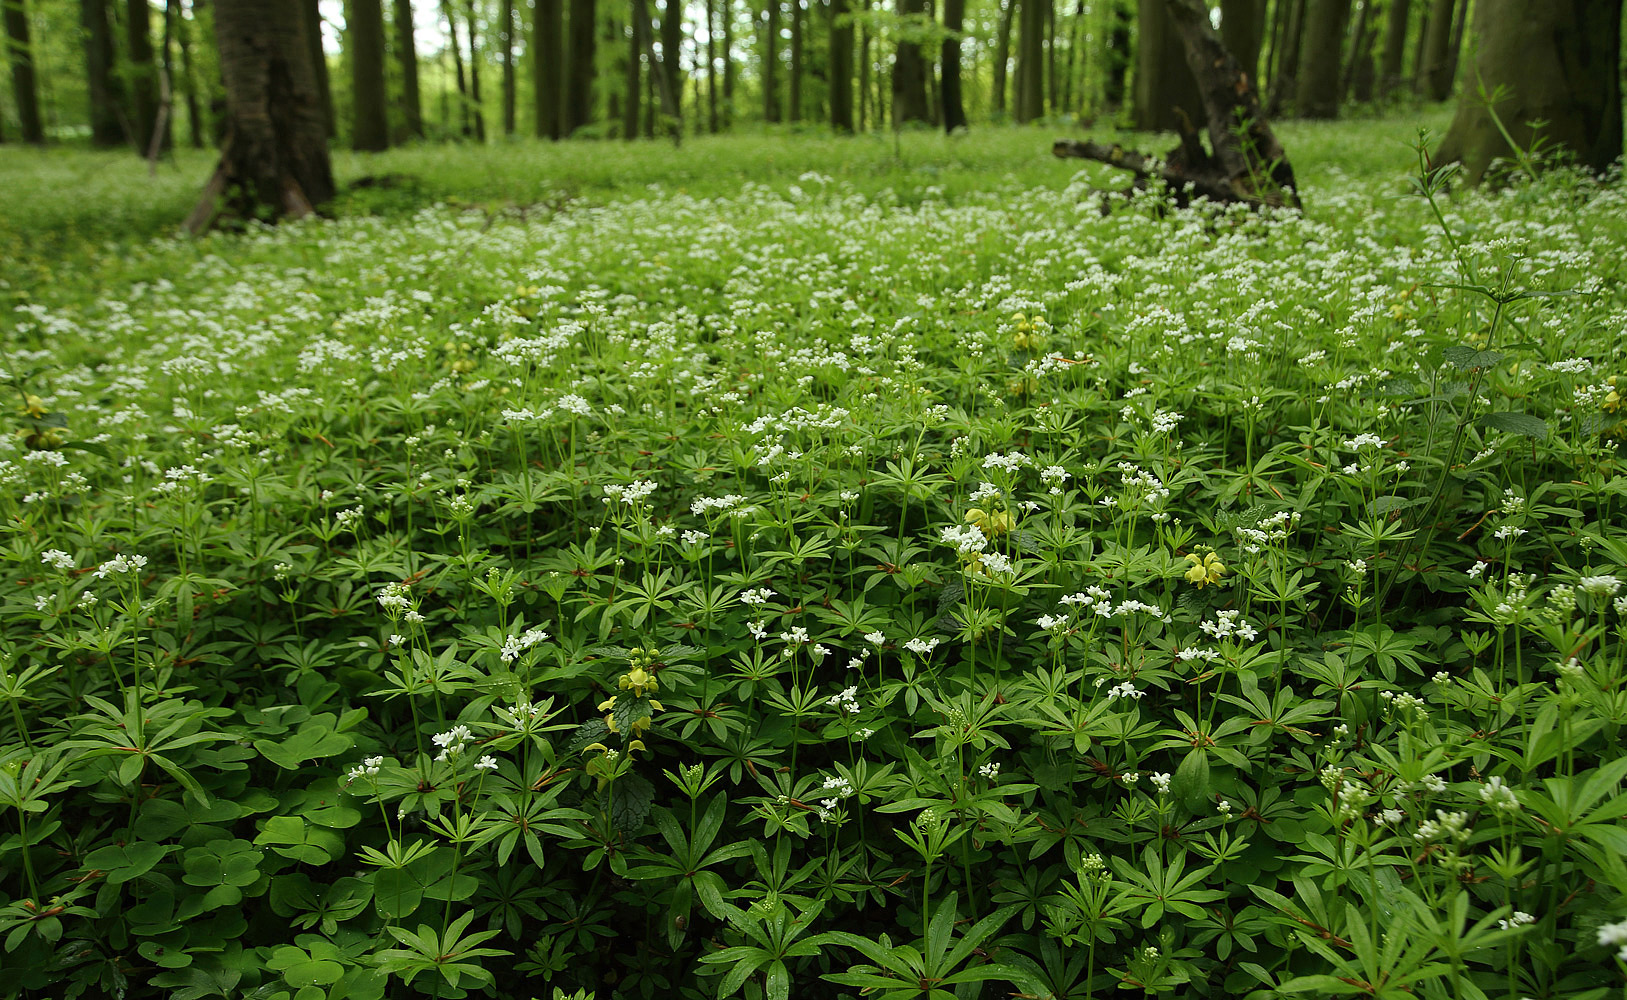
[466, 0, 485, 140]
[706, 0, 718, 130]
[661, 0, 682, 126]
[83, 0, 126, 145]
[534, 0, 561, 137]
[1349, 3, 1378, 101]
[1292, 0, 1349, 118]
[626, 0, 644, 137]
[1219, 0, 1264, 87]
[788, 0, 802, 120]
[764, 0, 779, 121]
[351, 0, 389, 149]
[857, 0, 869, 127]
[1433, 0, 1622, 184]
[1102, 0, 1129, 108]
[296, 0, 331, 136]
[1377, 0, 1408, 98]
[1016, 0, 1043, 120]
[395, 0, 423, 138]
[442, 0, 470, 135]
[1415, 0, 1452, 100]
[128, 0, 162, 152]
[891, 0, 928, 126]
[940, 0, 965, 130]
[1339, 0, 1371, 104]
[1132, 0, 1200, 130]
[501, 0, 515, 134]
[1441, 0, 1466, 91]
[992, 0, 1012, 114]
[830, 0, 853, 129]
[3, 0, 43, 143]
[176, 0, 203, 146]
[1060, 0, 1080, 113]
[565, 0, 595, 132]
[1264, 0, 1304, 115]
[186, 0, 333, 232]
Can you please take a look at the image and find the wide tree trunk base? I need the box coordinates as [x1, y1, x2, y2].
[184, 138, 319, 236]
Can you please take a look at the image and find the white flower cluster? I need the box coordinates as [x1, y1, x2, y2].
[499, 627, 550, 664]
[904, 637, 941, 656]
[1414, 809, 1471, 844]
[1578, 574, 1622, 597]
[827, 685, 860, 715]
[982, 451, 1031, 474]
[1479, 776, 1520, 812]
[604, 480, 658, 505]
[1598, 919, 1627, 960]
[40, 549, 74, 570]
[1199, 610, 1259, 642]
[1105, 681, 1144, 702]
[346, 755, 383, 781]
[433, 724, 474, 762]
[940, 523, 989, 555]
[94, 553, 149, 579]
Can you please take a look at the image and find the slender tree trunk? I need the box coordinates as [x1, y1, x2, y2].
[1220, 0, 1264, 87]
[1044, 0, 1056, 114]
[187, 0, 333, 232]
[940, 0, 964, 130]
[352, 0, 389, 149]
[465, 0, 485, 140]
[764, 0, 779, 121]
[501, 0, 515, 134]
[1339, 0, 1371, 104]
[1264, 0, 1305, 115]
[1415, 0, 1452, 99]
[723, 0, 735, 126]
[788, 0, 802, 120]
[857, 0, 869, 127]
[661, 0, 682, 126]
[83, 0, 126, 145]
[830, 0, 853, 129]
[1016, 0, 1043, 120]
[626, 0, 644, 137]
[150, 0, 177, 159]
[534, 0, 561, 137]
[395, 0, 423, 138]
[176, 0, 203, 146]
[565, 0, 595, 132]
[891, 0, 928, 126]
[1441, 0, 1466, 91]
[1102, 0, 1129, 108]
[1060, 0, 1081, 113]
[1377, 0, 1408, 97]
[1295, 0, 1351, 118]
[1434, 0, 1622, 184]
[128, 0, 162, 151]
[441, 0, 470, 135]
[706, 0, 718, 130]
[991, 0, 1012, 114]
[1408, 0, 1428, 90]
[1132, 0, 1199, 129]
[4, 0, 43, 143]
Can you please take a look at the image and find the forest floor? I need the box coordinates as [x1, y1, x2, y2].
[4, 106, 1627, 1000]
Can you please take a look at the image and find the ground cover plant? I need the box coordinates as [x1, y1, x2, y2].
[2, 117, 1627, 1000]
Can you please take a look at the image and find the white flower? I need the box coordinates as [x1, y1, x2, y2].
[1480, 775, 1520, 812]
[1105, 681, 1144, 702]
[1498, 911, 1536, 930]
[864, 630, 886, 645]
[93, 553, 149, 579]
[681, 529, 710, 545]
[904, 637, 941, 656]
[740, 587, 776, 606]
[41, 549, 74, 570]
[1579, 574, 1622, 597]
[1344, 433, 1384, 450]
[433, 725, 474, 761]
[1149, 772, 1172, 795]
[977, 762, 1001, 779]
[474, 755, 499, 771]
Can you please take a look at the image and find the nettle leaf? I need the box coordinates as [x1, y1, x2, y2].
[85, 841, 168, 885]
[612, 772, 656, 832]
[1367, 495, 1425, 518]
[565, 719, 611, 758]
[1475, 411, 1548, 439]
[1443, 345, 1504, 371]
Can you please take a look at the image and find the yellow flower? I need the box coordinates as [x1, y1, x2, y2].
[619, 666, 658, 697]
[1184, 550, 1225, 588]
[965, 507, 1016, 537]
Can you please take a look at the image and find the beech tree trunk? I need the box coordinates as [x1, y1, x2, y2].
[764, 0, 779, 121]
[1294, 0, 1351, 118]
[707, 0, 718, 131]
[83, 0, 125, 145]
[501, 0, 515, 134]
[1016, 0, 1044, 121]
[1102, 0, 1129, 108]
[395, 0, 423, 138]
[1132, 0, 1200, 130]
[940, 0, 965, 131]
[186, 0, 333, 233]
[351, 0, 389, 149]
[661, 0, 682, 126]
[466, 0, 486, 141]
[723, 0, 735, 126]
[534, 0, 561, 137]
[5, 0, 44, 144]
[1415, 0, 1452, 100]
[128, 0, 162, 152]
[626, 0, 644, 138]
[892, 0, 929, 126]
[1219, 0, 1264, 88]
[1264, 0, 1304, 115]
[1378, 0, 1409, 98]
[565, 0, 595, 133]
[176, 0, 203, 146]
[830, 0, 853, 130]
[1433, 0, 1623, 184]
[788, 0, 802, 120]
[992, 0, 1012, 114]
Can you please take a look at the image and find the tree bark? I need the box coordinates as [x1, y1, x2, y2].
[296, 0, 331, 135]
[465, 0, 486, 140]
[1102, 0, 1129, 108]
[187, 0, 333, 232]
[891, 0, 929, 126]
[565, 0, 595, 133]
[83, 0, 126, 145]
[501, 0, 515, 134]
[534, 0, 561, 137]
[1433, 0, 1622, 184]
[1377, 0, 1409, 98]
[857, 0, 870, 127]
[1347, 1, 1378, 102]
[351, 0, 389, 149]
[1132, 0, 1200, 130]
[4, 0, 44, 143]
[1016, 0, 1044, 121]
[706, 0, 717, 131]
[1441, 0, 1466, 90]
[788, 0, 802, 120]
[1219, 0, 1264, 88]
[764, 0, 779, 121]
[395, 0, 423, 138]
[1415, 0, 1452, 100]
[661, 0, 682, 127]
[626, 0, 644, 137]
[441, 0, 470, 135]
[723, 0, 735, 126]
[1264, 0, 1304, 115]
[128, 0, 162, 152]
[940, 0, 965, 130]
[830, 0, 853, 130]
[176, 0, 203, 146]
[1294, 0, 1350, 118]
[991, 0, 1012, 114]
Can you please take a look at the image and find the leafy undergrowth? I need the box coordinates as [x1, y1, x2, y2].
[2, 122, 1627, 1000]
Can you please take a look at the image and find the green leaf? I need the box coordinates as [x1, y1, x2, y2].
[1475, 411, 1548, 439]
[1443, 346, 1504, 371]
[611, 772, 655, 832]
[85, 841, 167, 885]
